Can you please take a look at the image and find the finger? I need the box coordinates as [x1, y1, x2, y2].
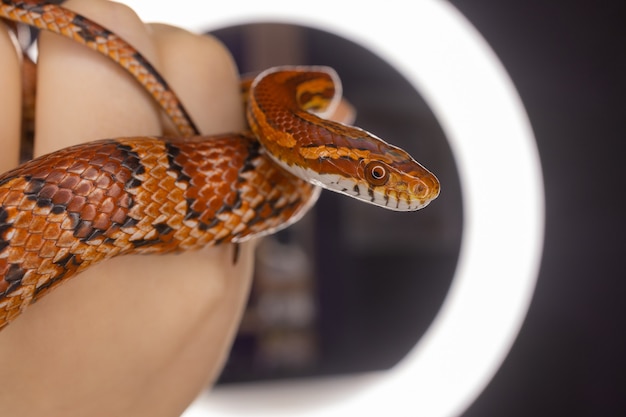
[149, 23, 245, 135]
[34, 0, 162, 155]
[0, 1, 236, 415]
[148, 21, 254, 389]
[0, 1, 252, 415]
[0, 23, 21, 171]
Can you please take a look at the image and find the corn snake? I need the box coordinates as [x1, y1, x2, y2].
[0, 0, 440, 330]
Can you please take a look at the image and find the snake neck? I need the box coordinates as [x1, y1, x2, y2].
[158, 134, 319, 245]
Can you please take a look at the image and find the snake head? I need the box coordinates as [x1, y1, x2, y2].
[356, 149, 440, 211]
[295, 132, 440, 211]
[248, 66, 440, 211]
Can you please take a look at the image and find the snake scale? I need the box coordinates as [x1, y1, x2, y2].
[0, 0, 440, 330]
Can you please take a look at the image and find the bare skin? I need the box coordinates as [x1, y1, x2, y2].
[0, 1, 252, 416]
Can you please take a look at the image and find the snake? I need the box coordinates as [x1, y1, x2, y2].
[0, 0, 440, 330]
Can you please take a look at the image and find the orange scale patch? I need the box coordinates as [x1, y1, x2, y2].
[51, 188, 73, 206]
[150, 188, 169, 205]
[93, 213, 111, 230]
[73, 179, 94, 197]
[94, 173, 112, 189]
[38, 240, 60, 259]
[58, 174, 80, 190]
[8, 228, 28, 248]
[81, 166, 100, 181]
[7, 247, 25, 263]
[143, 202, 162, 219]
[45, 169, 66, 183]
[90, 186, 110, 205]
[138, 177, 158, 195]
[13, 210, 33, 228]
[98, 197, 116, 214]
[73, 221, 94, 240]
[43, 222, 62, 240]
[35, 260, 60, 278]
[37, 183, 57, 200]
[29, 215, 48, 234]
[212, 227, 230, 242]
[109, 207, 128, 225]
[42, 211, 63, 226]
[22, 251, 43, 269]
[60, 214, 77, 231]
[148, 164, 168, 179]
[106, 164, 131, 184]
[31, 203, 52, 216]
[17, 197, 36, 211]
[79, 204, 97, 221]
[66, 195, 86, 213]
[89, 154, 109, 167]
[67, 160, 88, 175]
[106, 183, 124, 198]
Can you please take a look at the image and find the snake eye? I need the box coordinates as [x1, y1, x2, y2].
[365, 161, 390, 186]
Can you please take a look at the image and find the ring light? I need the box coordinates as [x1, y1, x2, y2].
[120, 1, 545, 416]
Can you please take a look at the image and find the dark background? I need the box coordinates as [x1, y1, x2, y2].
[212, 23, 463, 382]
[448, 2, 626, 416]
[211, 2, 625, 415]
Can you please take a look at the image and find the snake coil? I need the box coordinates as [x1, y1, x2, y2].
[0, 0, 439, 330]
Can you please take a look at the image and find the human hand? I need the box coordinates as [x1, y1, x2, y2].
[0, 1, 252, 415]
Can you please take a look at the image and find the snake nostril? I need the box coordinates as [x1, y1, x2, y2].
[413, 182, 427, 197]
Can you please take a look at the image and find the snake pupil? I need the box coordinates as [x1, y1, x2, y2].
[365, 162, 389, 186]
[372, 166, 385, 179]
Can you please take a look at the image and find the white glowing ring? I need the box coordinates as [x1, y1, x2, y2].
[120, 1, 544, 416]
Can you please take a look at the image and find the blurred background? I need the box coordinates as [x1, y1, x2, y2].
[209, 23, 463, 382]
[204, 2, 625, 416]
[448, 2, 625, 415]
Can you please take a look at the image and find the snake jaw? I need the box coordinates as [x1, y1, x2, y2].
[349, 157, 439, 210]
[376, 177, 436, 211]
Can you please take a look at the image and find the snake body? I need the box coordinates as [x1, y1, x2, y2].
[0, 0, 439, 330]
